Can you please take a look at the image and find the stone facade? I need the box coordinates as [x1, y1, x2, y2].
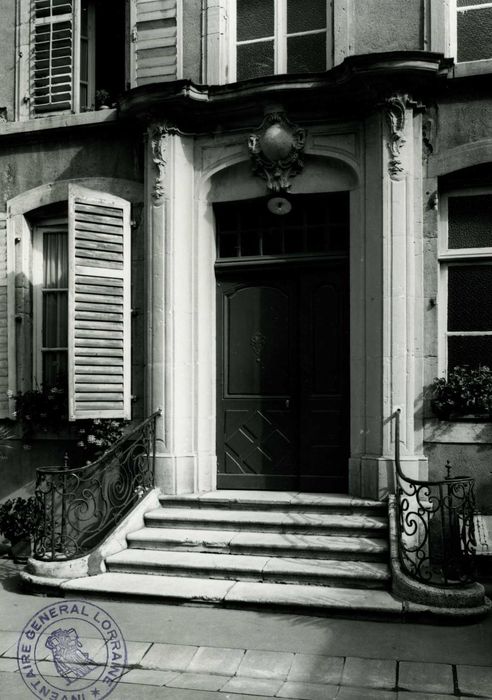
[0, 0, 490, 513]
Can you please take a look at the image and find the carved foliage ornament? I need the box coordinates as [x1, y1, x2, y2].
[383, 96, 407, 180]
[150, 122, 178, 203]
[248, 113, 306, 194]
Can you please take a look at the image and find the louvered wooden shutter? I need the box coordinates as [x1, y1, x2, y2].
[68, 185, 131, 421]
[130, 0, 178, 86]
[33, 0, 73, 115]
[0, 214, 9, 419]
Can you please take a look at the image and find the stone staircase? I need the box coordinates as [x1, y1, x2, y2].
[62, 491, 404, 617]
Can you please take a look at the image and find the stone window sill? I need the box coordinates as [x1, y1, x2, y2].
[451, 59, 492, 79]
[0, 109, 118, 139]
[424, 418, 492, 444]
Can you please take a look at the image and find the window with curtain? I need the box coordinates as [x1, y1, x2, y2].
[33, 222, 68, 388]
[441, 192, 492, 370]
[235, 0, 329, 81]
[456, 1, 492, 63]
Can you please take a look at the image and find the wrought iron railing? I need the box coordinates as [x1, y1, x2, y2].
[394, 409, 477, 586]
[33, 411, 160, 561]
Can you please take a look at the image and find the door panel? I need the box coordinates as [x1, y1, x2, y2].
[218, 274, 298, 490]
[299, 268, 349, 492]
[217, 265, 349, 492]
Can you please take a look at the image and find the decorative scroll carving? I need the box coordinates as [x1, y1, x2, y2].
[383, 96, 407, 180]
[248, 112, 306, 193]
[150, 123, 180, 203]
[151, 125, 168, 203]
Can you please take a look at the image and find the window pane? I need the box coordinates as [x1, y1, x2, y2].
[448, 265, 492, 331]
[457, 8, 492, 62]
[448, 194, 492, 249]
[43, 351, 68, 388]
[287, 0, 326, 33]
[43, 291, 68, 346]
[43, 232, 68, 287]
[287, 33, 326, 73]
[237, 0, 274, 41]
[448, 335, 492, 370]
[237, 41, 274, 80]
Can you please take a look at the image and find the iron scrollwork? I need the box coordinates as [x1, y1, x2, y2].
[34, 411, 160, 561]
[394, 410, 477, 587]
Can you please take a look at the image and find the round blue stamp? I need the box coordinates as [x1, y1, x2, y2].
[17, 599, 127, 700]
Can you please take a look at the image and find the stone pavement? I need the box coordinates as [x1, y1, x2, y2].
[1, 557, 492, 699]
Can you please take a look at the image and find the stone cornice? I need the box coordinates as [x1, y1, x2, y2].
[120, 52, 454, 130]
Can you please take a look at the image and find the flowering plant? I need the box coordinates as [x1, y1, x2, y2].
[431, 366, 492, 419]
[14, 385, 68, 442]
[0, 497, 41, 543]
[76, 419, 125, 462]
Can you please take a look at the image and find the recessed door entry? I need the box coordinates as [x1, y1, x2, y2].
[215, 195, 350, 492]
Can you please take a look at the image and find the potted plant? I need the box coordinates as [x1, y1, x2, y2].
[0, 497, 41, 562]
[430, 365, 492, 420]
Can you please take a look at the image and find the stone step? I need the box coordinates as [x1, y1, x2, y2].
[127, 527, 388, 561]
[60, 572, 404, 618]
[159, 491, 386, 516]
[146, 507, 387, 537]
[105, 549, 390, 588]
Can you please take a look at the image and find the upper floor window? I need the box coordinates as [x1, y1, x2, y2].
[233, 0, 330, 81]
[439, 190, 492, 371]
[30, 0, 125, 116]
[455, 1, 492, 63]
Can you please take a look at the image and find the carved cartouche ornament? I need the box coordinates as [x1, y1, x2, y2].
[248, 113, 306, 193]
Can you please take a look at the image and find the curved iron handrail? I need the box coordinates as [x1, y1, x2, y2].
[394, 409, 476, 587]
[34, 410, 161, 561]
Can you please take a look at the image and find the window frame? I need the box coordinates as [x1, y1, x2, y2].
[228, 0, 332, 83]
[450, 0, 492, 76]
[438, 188, 492, 375]
[32, 217, 69, 389]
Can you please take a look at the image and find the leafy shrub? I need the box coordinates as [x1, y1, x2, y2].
[431, 366, 492, 419]
[0, 497, 41, 543]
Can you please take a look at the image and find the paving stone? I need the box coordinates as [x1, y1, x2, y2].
[287, 654, 344, 684]
[342, 656, 396, 689]
[277, 680, 339, 699]
[220, 676, 284, 696]
[0, 657, 19, 673]
[166, 671, 228, 691]
[237, 649, 294, 679]
[0, 631, 20, 656]
[337, 686, 395, 699]
[457, 664, 492, 697]
[398, 661, 454, 695]
[118, 640, 152, 667]
[120, 668, 179, 685]
[187, 645, 245, 675]
[396, 693, 459, 700]
[140, 642, 198, 671]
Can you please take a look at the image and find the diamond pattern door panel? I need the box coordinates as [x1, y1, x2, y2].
[217, 275, 298, 490]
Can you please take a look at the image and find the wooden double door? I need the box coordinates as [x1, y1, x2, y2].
[216, 262, 349, 492]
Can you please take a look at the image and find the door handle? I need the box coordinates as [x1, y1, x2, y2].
[285, 399, 290, 409]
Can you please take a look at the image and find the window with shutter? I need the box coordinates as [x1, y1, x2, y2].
[27, 0, 126, 117]
[68, 185, 131, 421]
[33, 0, 74, 114]
[130, 0, 179, 86]
[0, 214, 10, 419]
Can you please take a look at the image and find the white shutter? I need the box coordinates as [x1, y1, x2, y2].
[131, 0, 178, 86]
[32, 0, 74, 115]
[0, 214, 9, 418]
[68, 185, 131, 421]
